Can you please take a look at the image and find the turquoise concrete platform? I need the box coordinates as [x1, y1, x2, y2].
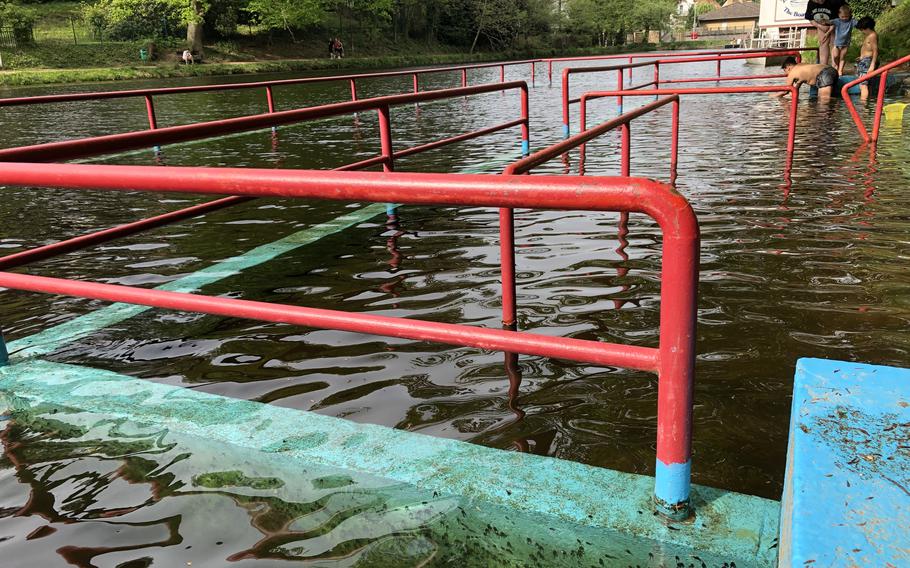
[0, 358, 782, 566]
[780, 358, 910, 567]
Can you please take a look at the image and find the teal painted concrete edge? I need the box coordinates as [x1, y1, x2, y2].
[780, 358, 910, 567]
[0, 358, 781, 566]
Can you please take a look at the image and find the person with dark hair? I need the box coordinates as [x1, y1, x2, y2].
[772, 56, 839, 100]
[855, 17, 878, 100]
[805, 0, 845, 66]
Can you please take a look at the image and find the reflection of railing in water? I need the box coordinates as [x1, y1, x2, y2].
[841, 53, 910, 144]
[560, 49, 812, 136]
[0, 167, 699, 519]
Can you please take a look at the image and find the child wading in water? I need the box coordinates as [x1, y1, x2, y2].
[855, 17, 878, 100]
[831, 5, 856, 75]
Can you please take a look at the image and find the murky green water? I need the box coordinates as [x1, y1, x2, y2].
[0, 58, 908, 565]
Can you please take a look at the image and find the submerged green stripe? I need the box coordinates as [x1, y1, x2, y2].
[8, 203, 388, 360]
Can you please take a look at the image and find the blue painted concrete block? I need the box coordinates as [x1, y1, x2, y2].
[780, 358, 910, 567]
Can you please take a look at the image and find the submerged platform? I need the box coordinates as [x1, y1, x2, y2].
[780, 358, 910, 566]
[0, 358, 780, 567]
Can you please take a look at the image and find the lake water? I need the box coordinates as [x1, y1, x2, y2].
[0, 56, 908, 566]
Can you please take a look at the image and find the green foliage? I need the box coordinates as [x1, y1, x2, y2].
[246, 0, 323, 38]
[847, 0, 891, 18]
[877, 0, 910, 60]
[0, 1, 38, 44]
[80, 0, 183, 40]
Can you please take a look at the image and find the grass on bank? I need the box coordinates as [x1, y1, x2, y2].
[0, 41, 729, 87]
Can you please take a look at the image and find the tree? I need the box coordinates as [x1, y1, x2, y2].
[246, 0, 323, 41]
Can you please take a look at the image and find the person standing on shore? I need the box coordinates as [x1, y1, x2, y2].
[805, 0, 845, 66]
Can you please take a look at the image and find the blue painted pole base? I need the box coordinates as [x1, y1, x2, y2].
[520, 139, 529, 156]
[386, 204, 398, 217]
[562, 124, 570, 138]
[654, 459, 692, 520]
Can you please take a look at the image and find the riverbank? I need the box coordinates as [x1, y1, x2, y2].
[0, 42, 723, 88]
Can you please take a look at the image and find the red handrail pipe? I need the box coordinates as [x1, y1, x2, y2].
[0, 82, 530, 164]
[841, 53, 910, 144]
[561, 49, 805, 136]
[0, 165, 699, 518]
[580, 85, 799, 157]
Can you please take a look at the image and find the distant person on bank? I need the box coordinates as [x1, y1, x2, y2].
[773, 56, 839, 100]
[855, 17, 878, 100]
[805, 0, 845, 66]
[830, 4, 856, 75]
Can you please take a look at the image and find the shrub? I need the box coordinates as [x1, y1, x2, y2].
[80, 0, 182, 41]
[0, 2, 37, 45]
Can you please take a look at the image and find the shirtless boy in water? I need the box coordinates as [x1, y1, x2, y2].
[772, 56, 839, 100]
[854, 17, 878, 100]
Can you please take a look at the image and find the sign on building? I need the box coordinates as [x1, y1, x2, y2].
[758, 0, 811, 28]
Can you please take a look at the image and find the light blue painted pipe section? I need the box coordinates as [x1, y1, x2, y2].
[520, 139, 529, 156]
[0, 358, 781, 566]
[779, 358, 910, 567]
[562, 124, 570, 138]
[654, 459, 691, 514]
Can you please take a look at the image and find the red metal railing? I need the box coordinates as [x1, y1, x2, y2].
[0, 60, 538, 133]
[841, 53, 910, 144]
[579, 85, 799, 160]
[0, 165, 699, 517]
[0, 81, 530, 164]
[0, 82, 529, 270]
[542, 47, 817, 84]
[560, 50, 806, 136]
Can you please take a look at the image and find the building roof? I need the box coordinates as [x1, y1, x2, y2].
[698, 1, 760, 21]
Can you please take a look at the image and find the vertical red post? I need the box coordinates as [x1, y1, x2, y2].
[628, 56, 633, 80]
[716, 57, 721, 78]
[548, 60, 553, 84]
[530, 61, 536, 85]
[616, 69, 624, 110]
[621, 123, 631, 176]
[670, 98, 680, 180]
[349, 79, 358, 102]
[500, 64, 505, 83]
[412, 73, 419, 95]
[654, 62, 660, 88]
[520, 85, 530, 155]
[265, 86, 275, 113]
[654, 207, 699, 519]
[144, 95, 157, 130]
[377, 105, 394, 172]
[871, 71, 889, 143]
[499, 208, 517, 327]
[580, 95, 588, 133]
[787, 86, 798, 154]
[461, 68, 468, 88]
[562, 69, 571, 137]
